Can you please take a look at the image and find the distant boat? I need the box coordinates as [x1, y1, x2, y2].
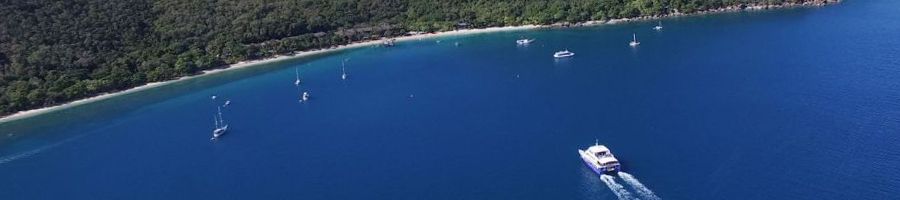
[553, 50, 575, 58]
[341, 59, 348, 80]
[211, 95, 217, 100]
[653, 21, 663, 31]
[294, 68, 301, 86]
[301, 91, 310, 102]
[211, 106, 228, 140]
[578, 140, 621, 174]
[629, 33, 640, 47]
[223, 100, 231, 107]
[516, 38, 535, 45]
[382, 38, 395, 47]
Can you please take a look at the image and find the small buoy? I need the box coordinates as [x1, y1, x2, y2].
[211, 95, 217, 100]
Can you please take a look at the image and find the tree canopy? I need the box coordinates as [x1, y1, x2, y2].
[0, 0, 832, 115]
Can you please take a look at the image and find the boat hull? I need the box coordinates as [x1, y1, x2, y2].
[553, 54, 574, 58]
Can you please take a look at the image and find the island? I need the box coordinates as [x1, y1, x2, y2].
[0, 0, 840, 119]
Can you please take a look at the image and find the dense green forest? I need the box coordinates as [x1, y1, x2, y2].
[0, 0, 835, 116]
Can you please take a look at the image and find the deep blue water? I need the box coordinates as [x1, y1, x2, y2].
[2, 1, 899, 199]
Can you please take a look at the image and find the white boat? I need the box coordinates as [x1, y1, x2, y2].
[223, 100, 231, 107]
[211, 106, 228, 140]
[341, 59, 348, 80]
[294, 68, 301, 86]
[383, 38, 395, 47]
[553, 50, 575, 58]
[653, 21, 663, 30]
[516, 38, 535, 45]
[301, 91, 310, 102]
[629, 33, 640, 47]
[578, 141, 621, 174]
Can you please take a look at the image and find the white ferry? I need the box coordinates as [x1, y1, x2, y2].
[578, 142, 621, 174]
[553, 50, 575, 58]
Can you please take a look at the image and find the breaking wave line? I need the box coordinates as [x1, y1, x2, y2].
[618, 172, 661, 200]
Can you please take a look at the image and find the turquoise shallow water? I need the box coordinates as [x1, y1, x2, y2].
[2, 1, 900, 199]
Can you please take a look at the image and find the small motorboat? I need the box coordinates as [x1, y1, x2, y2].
[553, 50, 575, 58]
[516, 38, 535, 45]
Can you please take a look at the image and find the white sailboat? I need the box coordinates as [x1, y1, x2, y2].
[294, 68, 301, 86]
[653, 21, 663, 31]
[629, 33, 640, 47]
[341, 59, 348, 80]
[211, 106, 228, 140]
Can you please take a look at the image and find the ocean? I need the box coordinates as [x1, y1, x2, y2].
[1, 0, 898, 199]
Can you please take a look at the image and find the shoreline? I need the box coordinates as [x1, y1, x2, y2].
[0, 25, 544, 124]
[0, 0, 839, 124]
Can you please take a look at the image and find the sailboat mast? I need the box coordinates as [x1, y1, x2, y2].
[633, 33, 636, 42]
[214, 114, 219, 129]
[217, 106, 225, 125]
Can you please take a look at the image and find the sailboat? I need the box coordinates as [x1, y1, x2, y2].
[653, 21, 663, 30]
[294, 68, 301, 86]
[211, 106, 228, 140]
[301, 91, 310, 102]
[629, 33, 640, 47]
[341, 59, 348, 80]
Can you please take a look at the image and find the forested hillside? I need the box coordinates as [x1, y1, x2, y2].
[0, 0, 836, 116]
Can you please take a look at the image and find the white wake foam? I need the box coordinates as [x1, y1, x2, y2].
[618, 172, 661, 200]
[600, 174, 636, 200]
[0, 145, 53, 164]
[0, 136, 82, 165]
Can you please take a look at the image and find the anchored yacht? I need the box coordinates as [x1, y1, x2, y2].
[629, 33, 640, 47]
[653, 21, 663, 31]
[516, 38, 535, 45]
[578, 141, 621, 174]
[553, 50, 575, 58]
[341, 58, 348, 80]
[294, 68, 301, 86]
[211, 106, 228, 140]
[383, 38, 396, 47]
